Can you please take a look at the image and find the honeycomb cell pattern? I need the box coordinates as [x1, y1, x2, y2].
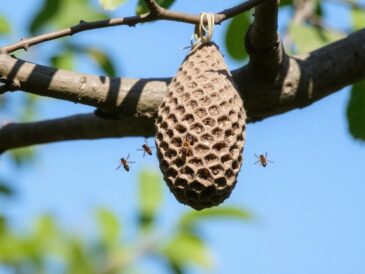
[155, 42, 246, 210]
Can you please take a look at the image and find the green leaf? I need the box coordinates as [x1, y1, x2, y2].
[347, 81, 365, 141]
[51, 52, 75, 70]
[0, 236, 43, 266]
[168, 261, 184, 274]
[34, 215, 57, 241]
[289, 23, 343, 54]
[51, 44, 116, 76]
[86, 48, 116, 77]
[135, 0, 148, 15]
[160, 0, 175, 9]
[225, 13, 250, 60]
[138, 169, 162, 230]
[0, 15, 11, 35]
[352, 8, 365, 30]
[32, 215, 63, 256]
[314, 1, 324, 17]
[279, 0, 292, 6]
[162, 232, 213, 269]
[29, 0, 61, 34]
[0, 94, 6, 107]
[67, 238, 95, 274]
[96, 208, 120, 247]
[30, 0, 107, 34]
[0, 182, 13, 197]
[99, 0, 128, 11]
[179, 207, 251, 231]
[136, 0, 175, 15]
[0, 235, 22, 263]
[10, 147, 35, 167]
[20, 94, 39, 122]
[0, 215, 6, 235]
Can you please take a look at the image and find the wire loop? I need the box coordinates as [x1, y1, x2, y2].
[187, 13, 215, 52]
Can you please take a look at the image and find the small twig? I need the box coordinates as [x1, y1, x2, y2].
[292, 0, 315, 24]
[144, 0, 162, 16]
[325, 0, 365, 10]
[308, 14, 348, 36]
[0, 0, 265, 53]
[216, 0, 266, 23]
[282, 0, 315, 50]
[0, 16, 150, 54]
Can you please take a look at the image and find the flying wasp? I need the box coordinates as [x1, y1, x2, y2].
[254, 153, 273, 167]
[116, 154, 135, 172]
[137, 138, 155, 157]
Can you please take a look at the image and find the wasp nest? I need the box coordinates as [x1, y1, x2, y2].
[155, 43, 246, 210]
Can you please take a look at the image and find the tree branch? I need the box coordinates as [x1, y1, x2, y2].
[0, 77, 20, 94]
[292, 0, 316, 24]
[0, 54, 169, 117]
[245, 0, 284, 75]
[1, 29, 365, 152]
[0, 0, 265, 54]
[0, 114, 155, 152]
[326, 0, 365, 10]
[144, 0, 162, 16]
[236, 29, 365, 121]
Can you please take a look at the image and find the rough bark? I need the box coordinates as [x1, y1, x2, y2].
[1, 0, 365, 152]
[1, 28, 365, 151]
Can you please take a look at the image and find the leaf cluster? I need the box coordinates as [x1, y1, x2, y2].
[0, 169, 251, 274]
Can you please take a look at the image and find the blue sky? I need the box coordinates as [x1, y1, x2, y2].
[1, 1, 365, 274]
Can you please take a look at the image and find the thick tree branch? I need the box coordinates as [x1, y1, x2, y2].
[0, 0, 265, 53]
[236, 29, 365, 121]
[0, 56, 168, 117]
[0, 114, 155, 152]
[246, 0, 284, 75]
[0, 77, 20, 94]
[1, 29, 365, 152]
[249, 0, 279, 51]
